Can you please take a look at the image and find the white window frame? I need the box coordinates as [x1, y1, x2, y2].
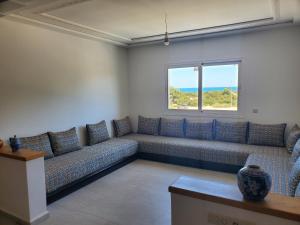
[166, 60, 242, 115]
[167, 63, 202, 112]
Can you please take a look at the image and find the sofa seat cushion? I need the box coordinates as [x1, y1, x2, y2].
[122, 134, 288, 166]
[245, 153, 291, 195]
[45, 138, 138, 193]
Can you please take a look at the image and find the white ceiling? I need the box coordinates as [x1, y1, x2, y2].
[2, 0, 300, 46]
[47, 0, 272, 39]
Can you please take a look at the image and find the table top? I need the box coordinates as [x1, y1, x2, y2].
[0, 145, 44, 161]
[169, 176, 300, 222]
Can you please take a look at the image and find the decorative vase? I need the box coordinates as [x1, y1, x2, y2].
[10, 135, 21, 152]
[237, 165, 271, 201]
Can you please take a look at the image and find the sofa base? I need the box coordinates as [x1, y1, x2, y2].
[138, 152, 242, 174]
[46, 154, 138, 204]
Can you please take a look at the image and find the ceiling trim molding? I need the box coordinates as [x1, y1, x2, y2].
[29, 0, 92, 14]
[7, 0, 132, 44]
[129, 18, 294, 47]
[41, 13, 131, 42]
[6, 14, 128, 46]
[132, 17, 275, 42]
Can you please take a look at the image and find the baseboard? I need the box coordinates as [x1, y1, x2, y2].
[0, 207, 49, 225]
[30, 211, 49, 225]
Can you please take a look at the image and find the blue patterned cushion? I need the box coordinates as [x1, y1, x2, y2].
[286, 124, 300, 153]
[295, 183, 300, 197]
[288, 157, 300, 196]
[160, 118, 184, 138]
[291, 139, 300, 163]
[86, 120, 110, 146]
[48, 127, 81, 156]
[113, 117, 132, 137]
[45, 138, 138, 193]
[215, 121, 248, 143]
[15, 133, 54, 159]
[137, 116, 160, 135]
[248, 123, 286, 147]
[185, 120, 213, 140]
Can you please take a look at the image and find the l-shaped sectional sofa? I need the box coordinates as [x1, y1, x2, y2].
[11, 116, 300, 203]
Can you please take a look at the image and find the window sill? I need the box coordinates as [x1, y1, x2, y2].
[163, 109, 244, 120]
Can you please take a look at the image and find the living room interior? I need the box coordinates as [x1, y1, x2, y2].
[0, 0, 300, 225]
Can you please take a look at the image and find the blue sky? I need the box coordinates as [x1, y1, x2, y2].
[169, 64, 238, 88]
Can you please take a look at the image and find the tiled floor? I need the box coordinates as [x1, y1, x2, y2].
[41, 160, 236, 225]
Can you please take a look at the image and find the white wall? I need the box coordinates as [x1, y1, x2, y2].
[0, 19, 129, 143]
[128, 26, 300, 129]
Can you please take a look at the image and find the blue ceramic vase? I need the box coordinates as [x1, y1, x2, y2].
[237, 165, 271, 201]
[10, 135, 21, 152]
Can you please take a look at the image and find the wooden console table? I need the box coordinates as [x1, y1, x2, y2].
[0, 146, 48, 225]
[0, 145, 45, 161]
[169, 176, 300, 225]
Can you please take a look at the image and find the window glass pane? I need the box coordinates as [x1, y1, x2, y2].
[202, 64, 239, 111]
[168, 67, 199, 110]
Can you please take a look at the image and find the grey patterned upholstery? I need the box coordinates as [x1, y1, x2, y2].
[113, 117, 132, 137]
[295, 183, 300, 197]
[185, 120, 213, 140]
[291, 139, 300, 163]
[288, 157, 300, 196]
[245, 153, 291, 195]
[137, 116, 160, 135]
[122, 134, 288, 166]
[160, 118, 184, 138]
[45, 138, 138, 193]
[16, 133, 54, 159]
[48, 127, 81, 156]
[286, 124, 300, 153]
[86, 120, 110, 146]
[215, 121, 248, 144]
[248, 123, 286, 147]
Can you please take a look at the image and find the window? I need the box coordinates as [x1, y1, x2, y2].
[168, 66, 199, 110]
[202, 63, 239, 111]
[167, 62, 240, 111]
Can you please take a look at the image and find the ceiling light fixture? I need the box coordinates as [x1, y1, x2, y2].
[164, 13, 170, 46]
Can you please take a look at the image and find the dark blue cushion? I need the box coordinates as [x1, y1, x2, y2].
[137, 116, 160, 135]
[160, 118, 184, 138]
[215, 121, 248, 144]
[185, 120, 213, 140]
